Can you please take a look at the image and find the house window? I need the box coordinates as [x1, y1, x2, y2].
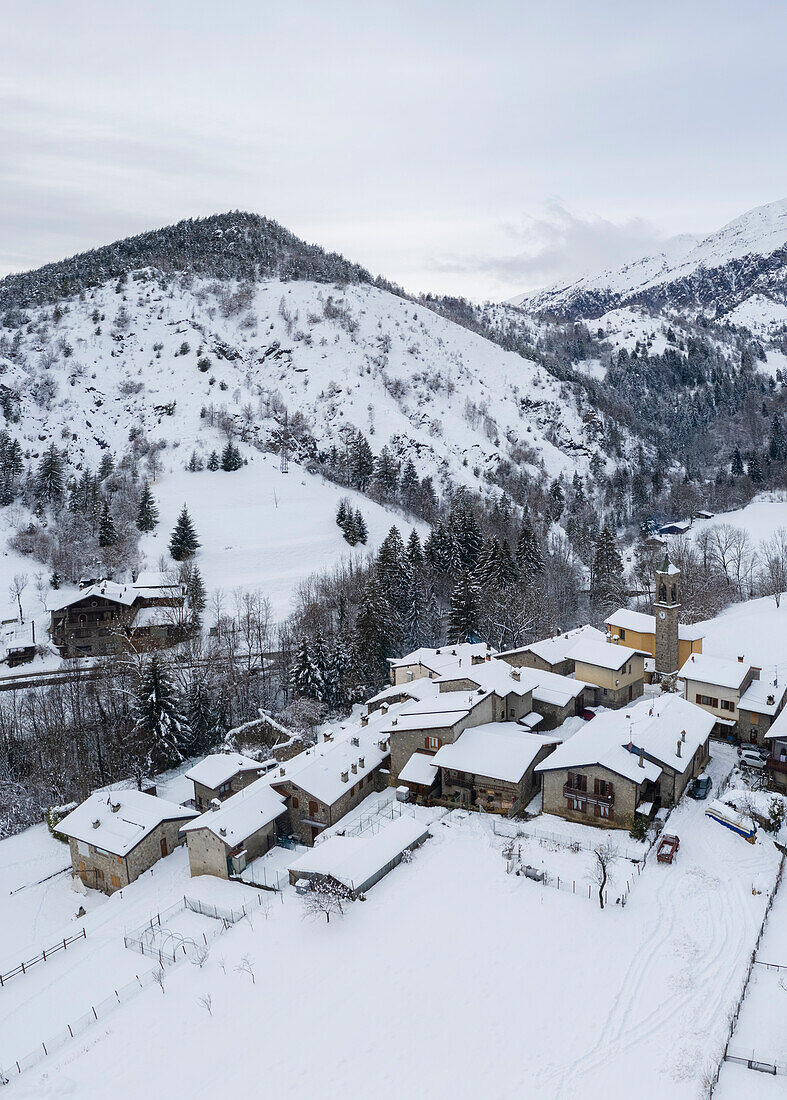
[595, 804, 610, 819]
[110, 873, 121, 888]
[619, 628, 626, 640]
[696, 694, 719, 708]
[627, 664, 631, 674]
[570, 798, 586, 813]
[292, 797, 299, 809]
[750, 712, 759, 725]
[425, 736, 441, 751]
[720, 699, 734, 712]
[309, 801, 318, 816]
[603, 688, 608, 697]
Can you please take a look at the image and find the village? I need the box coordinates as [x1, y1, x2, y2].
[1, 554, 787, 1099]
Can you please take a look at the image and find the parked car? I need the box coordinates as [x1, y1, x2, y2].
[739, 749, 767, 770]
[580, 707, 597, 721]
[688, 775, 712, 800]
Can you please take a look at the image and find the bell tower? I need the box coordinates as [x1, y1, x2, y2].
[654, 552, 680, 676]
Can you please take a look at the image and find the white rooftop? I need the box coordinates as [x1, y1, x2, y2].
[501, 625, 608, 668]
[288, 814, 429, 891]
[531, 668, 589, 708]
[606, 608, 705, 643]
[58, 790, 198, 857]
[432, 723, 560, 783]
[276, 725, 389, 806]
[398, 752, 439, 787]
[738, 678, 787, 717]
[435, 656, 541, 698]
[388, 643, 492, 674]
[185, 753, 267, 790]
[536, 695, 713, 782]
[381, 689, 483, 734]
[181, 778, 286, 845]
[134, 570, 173, 589]
[48, 580, 137, 612]
[679, 653, 752, 689]
[568, 637, 639, 671]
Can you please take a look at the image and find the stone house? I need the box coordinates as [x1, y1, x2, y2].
[270, 729, 391, 845]
[396, 751, 439, 799]
[498, 625, 607, 676]
[536, 695, 713, 829]
[49, 574, 188, 658]
[57, 790, 198, 894]
[181, 780, 287, 878]
[679, 653, 769, 738]
[185, 752, 275, 811]
[387, 643, 491, 686]
[567, 637, 644, 708]
[385, 688, 502, 783]
[432, 723, 560, 815]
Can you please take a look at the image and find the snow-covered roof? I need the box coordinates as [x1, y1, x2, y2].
[432, 723, 560, 783]
[133, 605, 175, 627]
[435, 657, 540, 699]
[531, 668, 589, 708]
[288, 814, 429, 891]
[0, 619, 35, 657]
[606, 608, 705, 643]
[181, 778, 286, 845]
[366, 677, 439, 707]
[134, 570, 172, 589]
[764, 707, 787, 740]
[536, 695, 712, 781]
[397, 752, 439, 787]
[381, 689, 483, 734]
[679, 653, 752, 690]
[47, 580, 137, 612]
[185, 752, 267, 790]
[58, 790, 198, 856]
[500, 625, 608, 668]
[279, 725, 390, 806]
[568, 638, 638, 671]
[388, 643, 492, 675]
[738, 678, 787, 716]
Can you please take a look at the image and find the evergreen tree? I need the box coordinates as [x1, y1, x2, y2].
[290, 636, 326, 701]
[186, 449, 204, 472]
[35, 444, 65, 506]
[186, 678, 223, 755]
[97, 453, 115, 480]
[516, 520, 545, 584]
[98, 501, 118, 547]
[132, 654, 190, 774]
[169, 505, 200, 560]
[354, 509, 368, 544]
[731, 446, 745, 477]
[448, 571, 481, 644]
[769, 415, 786, 461]
[403, 572, 426, 648]
[747, 452, 764, 484]
[221, 441, 244, 471]
[376, 526, 408, 608]
[336, 499, 348, 529]
[136, 480, 159, 532]
[351, 432, 374, 490]
[372, 446, 399, 497]
[206, 450, 220, 471]
[591, 525, 625, 613]
[399, 459, 419, 506]
[353, 577, 400, 685]
[183, 563, 207, 627]
[406, 528, 423, 569]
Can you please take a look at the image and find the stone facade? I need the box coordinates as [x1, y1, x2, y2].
[192, 770, 263, 812]
[440, 741, 554, 816]
[654, 562, 680, 675]
[274, 764, 388, 846]
[69, 815, 190, 894]
[389, 692, 502, 781]
[541, 764, 642, 830]
[184, 818, 279, 879]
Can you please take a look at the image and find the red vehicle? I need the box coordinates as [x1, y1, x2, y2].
[657, 834, 680, 864]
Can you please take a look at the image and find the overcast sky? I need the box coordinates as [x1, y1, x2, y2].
[2, 0, 786, 300]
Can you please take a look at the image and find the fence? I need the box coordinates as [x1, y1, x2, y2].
[504, 853, 640, 907]
[493, 817, 645, 864]
[0, 927, 86, 987]
[724, 1049, 787, 1076]
[236, 862, 288, 892]
[123, 893, 267, 966]
[707, 849, 786, 1096]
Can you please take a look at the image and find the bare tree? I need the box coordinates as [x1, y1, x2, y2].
[589, 843, 619, 910]
[8, 573, 28, 623]
[152, 967, 166, 994]
[198, 992, 213, 1015]
[235, 955, 256, 984]
[301, 874, 352, 923]
[759, 529, 787, 607]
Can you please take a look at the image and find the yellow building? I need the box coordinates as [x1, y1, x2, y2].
[605, 608, 703, 671]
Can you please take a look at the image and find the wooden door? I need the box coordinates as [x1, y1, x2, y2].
[160, 836, 168, 858]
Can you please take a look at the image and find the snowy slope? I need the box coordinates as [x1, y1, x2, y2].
[516, 199, 787, 326]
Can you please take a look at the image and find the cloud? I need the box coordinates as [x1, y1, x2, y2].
[431, 202, 667, 294]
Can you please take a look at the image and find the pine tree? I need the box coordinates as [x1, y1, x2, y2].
[372, 446, 399, 497]
[183, 564, 206, 627]
[97, 453, 115, 480]
[290, 636, 326, 701]
[399, 459, 419, 506]
[207, 450, 220, 471]
[132, 654, 190, 774]
[747, 452, 764, 484]
[221, 441, 243, 471]
[98, 501, 118, 547]
[591, 526, 624, 613]
[169, 505, 200, 560]
[516, 521, 545, 584]
[403, 572, 427, 648]
[186, 449, 204, 472]
[354, 509, 368, 544]
[731, 446, 745, 477]
[351, 432, 374, 491]
[770, 415, 786, 461]
[448, 571, 481, 644]
[186, 677, 223, 755]
[336, 499, 348, 529]
[35, 444, 65, 506]
[376, 526, 408, 607]
[136, 480, 159, 532]
[406, 528, 423, 569]
[353, 577, 400, 686]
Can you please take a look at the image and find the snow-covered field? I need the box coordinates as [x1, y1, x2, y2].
[1, 743, 784, 1099]
[688, 496, 787, 548]
[699, 594, 787, 671]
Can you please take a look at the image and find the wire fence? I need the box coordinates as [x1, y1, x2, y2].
[0, 891, 267, 1088]
[724, 1049, 787, 1076]
[504, 850, 641, 907]
[492, 817, 646, 864]
[0, 927, 86, 988]
[236, 862, 289, 892]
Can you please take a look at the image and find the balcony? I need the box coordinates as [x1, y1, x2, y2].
[563, 782, 614, 806]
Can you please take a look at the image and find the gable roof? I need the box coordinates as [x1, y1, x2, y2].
[48, 580, 138, 612]
[288, 815, 429, 891]
[679, 653, 751, 689]
[568, 637, 639, 671]
[432, 723, 560, 783]
[58, 790, 198, 856]
[388, 643, 492, 675]
[606, 608, 705, 643]
[185, 752, 269, 790]
[435, 657, 540, 699]
[181, 778, 286, 845]
[500, 625, 608, 668]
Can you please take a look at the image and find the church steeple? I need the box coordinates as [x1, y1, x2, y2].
[654, 552, 680, 675]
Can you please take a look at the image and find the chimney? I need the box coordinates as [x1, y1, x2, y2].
[361, 714, 369, 726]
[279, 767, 285, 777]
[676, 740, 682, 758]
[351, 736, 360, 747]
[92, 818, 101, 829]
[681, 729, 686, 742]
[381, 702, 389, 714]
[638, 749, 644, 769]
[359, 756, 365, 768]
[341, 770, 349, 783]
[351, 762, 358, 774]
[738, 655, 744, 663]
[219, 826, 227, 837]
[391, 717, 398, 726]
[768, 694, 775, 706]
[485, 653, 492, 662]
[378, 738, 388, 751]
[510, 668, 521, 682]
[110, 800, 120, 813]
[211, 798, 221, 812]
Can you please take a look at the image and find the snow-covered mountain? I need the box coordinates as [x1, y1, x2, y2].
[514, 199, 787, 328]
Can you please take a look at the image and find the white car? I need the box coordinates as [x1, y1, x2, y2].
[739, 749, 767, 770]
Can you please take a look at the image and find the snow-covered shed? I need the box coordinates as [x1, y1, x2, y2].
[288, 814, 430, 897]
[181, 779, 287, 878]
[58, 790, 198, 894]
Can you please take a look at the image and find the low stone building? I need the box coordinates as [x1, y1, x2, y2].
[498, 625, 608, 676]
[536, 695, 713, 829]
[385, 688, 501, 782]
[567, 637, 644, 708]
[58, 790, 198, 894]
[181, 780, 287, 878]
[605, 608, 704, 673]
[185, 752, 275, 811]
[387, 643, 491, 686]
[432, 723, 560, 815]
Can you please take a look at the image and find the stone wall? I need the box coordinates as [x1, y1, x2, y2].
[69, 816, 190, 894]
[541, 764, 638, 829]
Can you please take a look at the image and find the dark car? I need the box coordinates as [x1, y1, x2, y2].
[688, 775, 712, 800]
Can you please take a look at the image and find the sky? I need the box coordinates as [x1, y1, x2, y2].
[2, 0, 786, 301]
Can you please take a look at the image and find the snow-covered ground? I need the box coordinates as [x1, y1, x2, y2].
[699, 594, 787, 671]
[1, 743, 783, 1099]
[688, 496, 787, 548]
